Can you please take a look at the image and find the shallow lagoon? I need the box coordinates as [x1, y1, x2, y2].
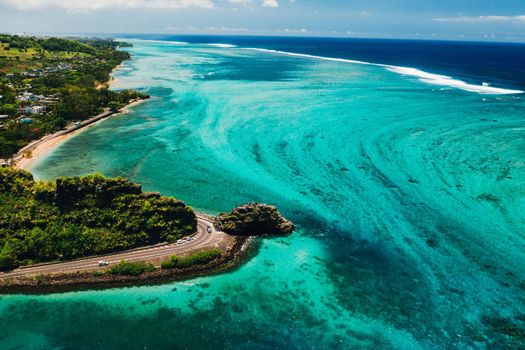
[2, 40, 525, 349]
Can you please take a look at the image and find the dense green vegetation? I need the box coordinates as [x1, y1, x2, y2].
[0, 34, 149, 159]
[214, 203, 294, 236]
[0, 35, 99, 53]
[108, 260, 155, 276]
[161, 249, 222, 269]
[0, 167, 196, 271]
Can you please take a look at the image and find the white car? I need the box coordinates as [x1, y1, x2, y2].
[207, 226, 212, 233]
[98, 260, 109, 266]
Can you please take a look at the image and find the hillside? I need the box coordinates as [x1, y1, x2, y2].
[0, 167, 196, 270]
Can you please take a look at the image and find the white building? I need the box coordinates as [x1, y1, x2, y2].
[21, 106, 45, 114]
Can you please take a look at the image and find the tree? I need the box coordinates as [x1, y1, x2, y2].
[108, 101, 121, 112]
[0, 255, 15, 271]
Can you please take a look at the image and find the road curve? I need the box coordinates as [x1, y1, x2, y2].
[0, 214, 226, 279]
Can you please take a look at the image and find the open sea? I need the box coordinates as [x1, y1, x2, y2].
[2, 36, 525, 349]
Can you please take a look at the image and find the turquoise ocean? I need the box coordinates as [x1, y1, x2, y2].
[1, 39, 525, 349]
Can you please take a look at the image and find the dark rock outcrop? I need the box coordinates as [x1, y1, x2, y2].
[214, 203, 294, 236]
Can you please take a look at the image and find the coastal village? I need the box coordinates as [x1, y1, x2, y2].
[0, 73, 60, 166]
[0, 34, 146, 166]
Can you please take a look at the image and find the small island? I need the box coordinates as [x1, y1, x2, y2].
[215, 203, 295, 236]
[0, 167, 294, 293]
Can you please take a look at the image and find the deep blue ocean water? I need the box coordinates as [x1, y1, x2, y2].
[2, 36, 525, 349]
[122, 35, 525, 91]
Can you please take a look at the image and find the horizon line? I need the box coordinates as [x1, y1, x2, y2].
[2, 31, 525, 45]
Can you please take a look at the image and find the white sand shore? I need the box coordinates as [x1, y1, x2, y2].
[14, 99, 146, 170]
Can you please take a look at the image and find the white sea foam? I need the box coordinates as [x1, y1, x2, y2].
[385, 66, 524, 95]
[245, 48, 376, 66]
[123, 39, 189, 45]
[245, 48, 524, 95]
[204, 43, 237, 48]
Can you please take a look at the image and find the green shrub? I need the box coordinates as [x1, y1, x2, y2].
[33, 181, 56, 202]
[0, 167, 34, 194]
[160, 256, 180, 269]
[108, 101, 121, 112]
[161, 249, 222, 269]
[0, 255, 16, 271]
[108, 260, 155, 276]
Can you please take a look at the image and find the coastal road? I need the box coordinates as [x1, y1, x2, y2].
[0, 214, 226, 279]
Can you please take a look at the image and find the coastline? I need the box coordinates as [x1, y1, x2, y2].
[13, 98, 147, 171]
[0, 236, 252, 294]
[96, 63, 124, 90]
[0, 55, 259, 294]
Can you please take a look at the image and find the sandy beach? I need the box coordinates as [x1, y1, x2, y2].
[96, 63, 125, 90]
[14, 98, 147, 170]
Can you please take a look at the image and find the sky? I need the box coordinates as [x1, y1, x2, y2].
[0, 0, 524, 42]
